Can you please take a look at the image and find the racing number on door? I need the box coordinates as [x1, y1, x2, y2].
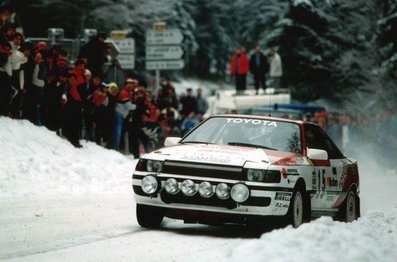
[317, 169, 326, 191]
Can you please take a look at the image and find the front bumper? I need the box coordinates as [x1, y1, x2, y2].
[133, 172, 294, 218]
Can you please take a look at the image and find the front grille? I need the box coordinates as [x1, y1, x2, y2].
[163, 160, 245, 180]
[160, 190, 237, 209]
[160, 190, 271, 208]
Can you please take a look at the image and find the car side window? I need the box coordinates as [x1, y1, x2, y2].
[304, 124, 344, 159]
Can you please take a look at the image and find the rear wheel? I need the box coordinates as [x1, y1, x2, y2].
[136, 204, 164, 228]
[337, 190, 359, 222]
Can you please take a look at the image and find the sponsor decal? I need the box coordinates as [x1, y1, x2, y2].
[317, 169, 326, 191]
[275, 192, 292, 201]
[326, 176, 338, 187]
[181, 153, 231, 163]
[312, 171, 317, 190]
[339, 165, 348, 188]
[275, 202, 289, 208]
[285, 168, 299, 176]
[326, 195, 334, 201]
[226, 118, 278, 127]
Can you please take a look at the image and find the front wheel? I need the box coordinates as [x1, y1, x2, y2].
[288, 190, 305, 228]
[136, 204, 164, 228]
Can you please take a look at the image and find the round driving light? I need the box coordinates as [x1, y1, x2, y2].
[216, 183, 230, 199]
[181, 180, 197, 196]
[199, 181, 213, 198]
[147, 160, 163, 172]
[231, 183, 250, 203]
[165, 178, 179, 194]
[141, 175, 158, 194]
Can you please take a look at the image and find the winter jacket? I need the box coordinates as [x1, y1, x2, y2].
[68, 66, 86, 101]
[114, 87, 136, 118]
[230, 53, 249, 75]
[269, 53, 283, 77]
[249, 52, 269, 75]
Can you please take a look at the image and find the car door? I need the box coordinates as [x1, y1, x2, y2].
[304, 124, 347, 213]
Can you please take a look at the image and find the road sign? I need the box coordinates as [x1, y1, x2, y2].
[111, 38, 135, 53]
[146, 46, 183, 60]
[104, 40, 120, 57]
[146, 29, 183, 45]
[146, 60, 185, 70]
[117, 54, 135, 69]
[106, 38, 135, 69]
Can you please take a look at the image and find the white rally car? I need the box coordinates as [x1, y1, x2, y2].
[132, 115, 360, 228]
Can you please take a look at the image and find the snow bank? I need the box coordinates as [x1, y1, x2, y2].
[0, 117, 135, 196]
[230, 210, 397, 262]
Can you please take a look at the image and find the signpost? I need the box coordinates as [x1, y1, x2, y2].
[146, 60, 185, 70]
[109, 30, 135, 69]
[146, 46, 183, 60]
[145, 29, 184, 45]
[145, 23, 184, 89]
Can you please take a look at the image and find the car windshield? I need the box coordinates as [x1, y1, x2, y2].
[181, 116, 302, 153]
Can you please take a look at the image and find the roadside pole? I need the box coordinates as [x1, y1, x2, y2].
[155, 69, 160, 92]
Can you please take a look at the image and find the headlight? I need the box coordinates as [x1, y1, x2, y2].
[247, 169, 264, 181]
[199, 181, 213, 198]
[165, 178, 179, 194]
[141, 175, 158, 194]
[147, 160, 163, 172]
[215, 183, 230, 199]
[230, 183, 249, 203]
[181, 180, 197, 196]
[246, 169, 281, 183]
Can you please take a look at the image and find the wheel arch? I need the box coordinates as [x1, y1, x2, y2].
[294, 177, 307, 191]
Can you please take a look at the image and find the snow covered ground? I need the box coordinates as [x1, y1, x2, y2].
[0, 116, 396, 262]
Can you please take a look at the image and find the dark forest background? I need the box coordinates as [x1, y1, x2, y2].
[5, 0, 397, 110]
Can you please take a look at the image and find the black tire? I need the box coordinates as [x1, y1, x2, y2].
[337, 190, 359, 222]
[136, 204, 164, 228]
[287, 190, 306, 228]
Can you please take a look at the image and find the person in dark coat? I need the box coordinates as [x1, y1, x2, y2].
[78, 32, 107, 76]
[249, 45, 269, 95]
[128, 88, 147, 158]
[0, 39, 12, 116]
[63, 72, 83, 148]
[179, 88, 198, 119]
[43, 71, 67, 133]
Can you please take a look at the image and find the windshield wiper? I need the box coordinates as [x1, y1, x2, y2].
[227, 142, 277, 150]
[182, 141, 214, 144]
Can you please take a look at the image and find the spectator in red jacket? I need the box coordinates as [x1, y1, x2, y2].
[112, 77, 137, 151]
[230, 47, 249, 95]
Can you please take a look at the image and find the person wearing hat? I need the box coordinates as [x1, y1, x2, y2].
[42, 70, 66, 134]
[8, 33, 28, 118]
[91, 74, 111, 146]
[78, 69, 95, 141]
[112, 77, 137, 151]
[78, 32, 107, 76]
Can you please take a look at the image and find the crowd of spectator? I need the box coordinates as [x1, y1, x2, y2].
[0, 21, 209, 158]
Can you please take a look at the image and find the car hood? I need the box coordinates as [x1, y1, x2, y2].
[149, 143, 300, 167]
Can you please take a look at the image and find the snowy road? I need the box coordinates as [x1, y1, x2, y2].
[0, 194, 242, 262]
[1, 118, 397, 262]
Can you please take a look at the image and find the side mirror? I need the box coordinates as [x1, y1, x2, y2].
[307, 148, 328, 160]
[164, 137, 181, 146]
